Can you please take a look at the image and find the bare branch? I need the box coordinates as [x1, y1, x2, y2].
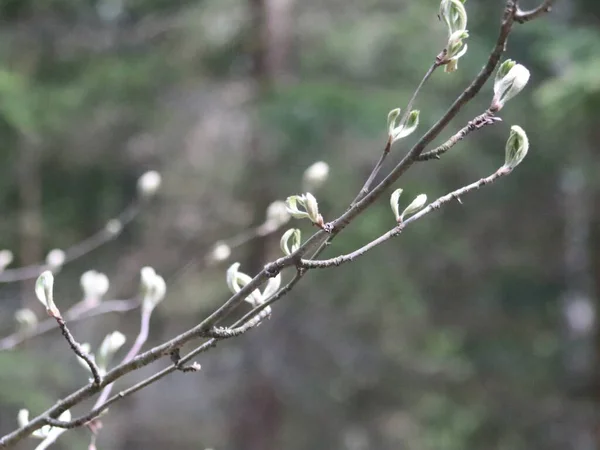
[515, 0, 554, 23]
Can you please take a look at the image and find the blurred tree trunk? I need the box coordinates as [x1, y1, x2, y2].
[230, 1, 295, 449]
[560, 151, 597, 450]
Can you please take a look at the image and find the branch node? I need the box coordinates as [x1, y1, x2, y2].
[170, 348, 202, 373]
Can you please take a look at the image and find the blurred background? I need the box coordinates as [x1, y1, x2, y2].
[1, 0, 599, 449]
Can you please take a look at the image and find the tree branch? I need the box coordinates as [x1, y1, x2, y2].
[417, 110, 500, 161]
[55, 317, 102, 385]
[0, 2, 549, 446]
[515, 0, 554, 23]
[301, 166, 514, 269]
[354, 62, 439, 204]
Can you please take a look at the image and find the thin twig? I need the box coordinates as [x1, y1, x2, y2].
[92, 306, 153, 413]
[515, 0, 553, 23]
[301, 166, 513, 269]
[55, 317, 102, 385]
[417, 110, 500, 161]
[0, 202, 140, 283]
[353, 62, 439, 204]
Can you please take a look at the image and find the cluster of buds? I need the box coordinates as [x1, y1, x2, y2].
[438, 0, 469, 72]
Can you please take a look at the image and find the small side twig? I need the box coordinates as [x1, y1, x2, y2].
[0, 202, 140, 283]
[90, 305, 153, 416]
[45, 340, 218, 430]
[301, 166, 513, 270]
[169, 348, 201, 373]
[353, 62, 439, 204]
[55, 317, 102, 385]
[515, 0, 553, 23]
[417, 110, 500, 161]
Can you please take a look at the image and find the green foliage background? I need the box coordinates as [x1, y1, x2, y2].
[1, 1, 599, 449]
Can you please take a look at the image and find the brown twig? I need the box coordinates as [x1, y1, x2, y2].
[55, 317, 102, 385]
[515, 0, 554, 23]
[353, 62, 439, 205]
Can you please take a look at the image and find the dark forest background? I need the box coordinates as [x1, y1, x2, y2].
[1, 0, 600, 449]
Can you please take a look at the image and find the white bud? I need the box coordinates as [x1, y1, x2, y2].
[35, 270, 60, 317]
[266, 200, 291, 227]
[390, 188, 403, 222]
[80, 270, 110, 300]
[503, 125, 529, 170]
[303, 161, 330, 191]
[15, 308, 38, 328]
[285, 193, 323, 226]
[280, 228, 301, 256]
[18, 409, 30, 429]
[226, 262, 262, 306]
[400, 194, 428, 222]
[443, 30, 469, 73]
[492, 62, 530, 111]
[387, 108, 401, 137]
[105, 219, 122, 236]
[439, 0, 467, 35]
[0, 249, 13, 272]
[261, 200, 292, 233]
[139, 267, 166, 312]
[137, 170, 162, 197]
[45, 249, 66, 270]
[209, 242, 231, 263]
[97, 331, 126, 371]
[391, 110, 420, 142]
[303, 193, 320, 223]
